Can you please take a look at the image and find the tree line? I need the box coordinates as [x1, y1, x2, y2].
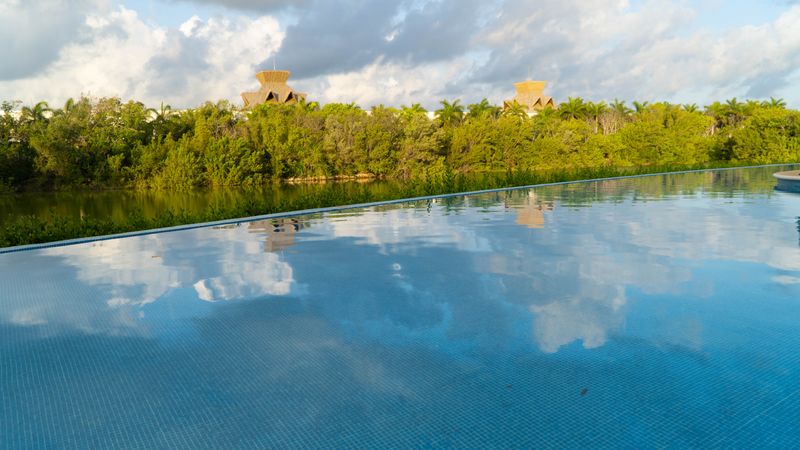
[1, 95, 798, 191]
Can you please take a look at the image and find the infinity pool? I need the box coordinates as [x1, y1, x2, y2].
[2, 166, 800, 448]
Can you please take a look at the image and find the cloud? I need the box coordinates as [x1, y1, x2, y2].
[317, 203, 491, 253]
[273, 0, 398, 78]
[0, 5, 283, 107]
[3, 0, 800, 108]
[303, 57, 477, 107]
[530, 287, 626, 354]
[274, 0, 486, 79]
[172, 0, 308, 12]
[0, 0, 102, 80]
[282, 0, 800, 108]
[0, 222, 296, 336]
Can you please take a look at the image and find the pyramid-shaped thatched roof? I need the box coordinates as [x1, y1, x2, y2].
[503, 80, 556, 113]
[241, 70, 307, 108]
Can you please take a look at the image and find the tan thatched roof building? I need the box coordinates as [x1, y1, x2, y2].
[503, 80, 556, 114]
[241, 70, 307, 108]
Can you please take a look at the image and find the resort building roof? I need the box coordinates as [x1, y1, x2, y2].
[503, 80, 556, 114]
[241, 70, 307, 108]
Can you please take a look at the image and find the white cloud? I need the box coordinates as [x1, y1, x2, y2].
[314, 203, 492, 254]
[2, 0, 800, 107]
[0, 223, 295, 336]
[0, 0, 108, 80]
[772, 275, 800, 285]
[304, 57, 476, 107]
[0, 5, 283, 107]
[281, 0, 800, 108]
[530, 287, 626, 354]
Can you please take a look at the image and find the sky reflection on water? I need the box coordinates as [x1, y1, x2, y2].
[1, 167, 800, 447]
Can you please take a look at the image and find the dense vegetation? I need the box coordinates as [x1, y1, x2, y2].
[1, 96, 798, 192]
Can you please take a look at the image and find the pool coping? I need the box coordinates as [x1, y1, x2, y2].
[2, 163, 798, 255]
[773, 170, 800, 181]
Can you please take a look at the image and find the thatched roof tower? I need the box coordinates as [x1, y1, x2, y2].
[503, 80, 556, 114]
[241, 70, 307, 108]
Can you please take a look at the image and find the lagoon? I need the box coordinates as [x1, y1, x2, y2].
[1, 166, 800, 447]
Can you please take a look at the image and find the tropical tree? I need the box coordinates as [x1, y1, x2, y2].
[147, 102, 176, 141]
[400, 103, 427, 121]
[149, 102, 173, 122]
[632, 101, 650, 114]
[435, 99, 465, 126]
[682, 103, 699, 113]
[1, 100, 21, 116]
[764, 97, 786, 109]
[723, 97, 745, 128]
[586, 101, 607, 133]
[502, 100, 528, 120]
[611, 99, 632, 116]
[558, 97, 587, 120]
[51, 98, 77, 117]
[20, 101, 51, 124]
[467, 98, 501, 120]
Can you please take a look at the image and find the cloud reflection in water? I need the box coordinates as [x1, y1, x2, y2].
[1, 168, 798, 357]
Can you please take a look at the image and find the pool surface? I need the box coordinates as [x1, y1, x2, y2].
[2, 166, 800, 448]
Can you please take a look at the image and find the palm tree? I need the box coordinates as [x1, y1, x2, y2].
[764, 97, 786, 109]
[151, 102, 174, 122]
[62, 98, 76, 114]
[435, 99, 464, 126]
[632, 101, 649, 114]
[558, 97, 587, 120]
[658, 102, 679, 127]
[682, 103, 699, 113]
[704, 101, 726, 135]
[468, 98, 490, 118]
[400, 103, 427, 119]
[724, 97, 742, 113]
[48, 98, 76, 117]
[467, 98, 501, 120]
[723, 97, 744, 127]
[20, 101, 51, 123]
[146, 102, 176, 141]
[399, 103, 428, 123]
[502, 101, 528, 120]
[586, 101, 607, 132]
[611, 99, 632, 116]
[370, 104, 389, 114]
[536, 107, 557, 120]
[704, 101, 724, 116]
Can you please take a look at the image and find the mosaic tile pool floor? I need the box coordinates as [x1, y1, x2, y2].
[2, 166, 800, 448]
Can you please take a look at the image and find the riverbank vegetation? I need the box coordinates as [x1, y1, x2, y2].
[1, 96, 798, 192]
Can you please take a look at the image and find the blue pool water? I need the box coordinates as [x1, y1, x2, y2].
[2, 166, 800, 448]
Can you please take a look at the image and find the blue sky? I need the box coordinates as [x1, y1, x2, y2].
[1, 0, 799, 108]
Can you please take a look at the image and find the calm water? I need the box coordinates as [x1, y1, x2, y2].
[0, 181, 395, 226]
[1, 167, 800, 448]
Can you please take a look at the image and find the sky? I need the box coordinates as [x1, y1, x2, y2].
[1, 0, 799, 109]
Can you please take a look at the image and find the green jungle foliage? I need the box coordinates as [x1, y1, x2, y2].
[2, 96, 798, 192]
